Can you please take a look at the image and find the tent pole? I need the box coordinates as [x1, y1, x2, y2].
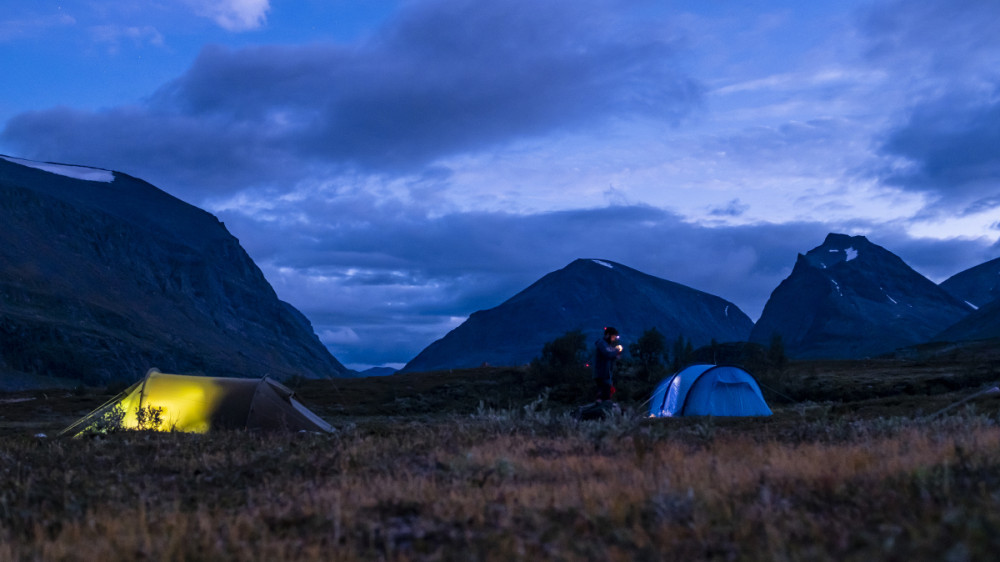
[137, 368, 159, 412]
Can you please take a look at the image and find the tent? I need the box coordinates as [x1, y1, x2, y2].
[62, 369, 334, 436]
[648, 364, 772, 417]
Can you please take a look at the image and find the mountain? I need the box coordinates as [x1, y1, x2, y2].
[0, 155, 347, 389]
[358, 367, 398, 377]
[401, 258, 754, 373]
[939, 256, 1000, 308]
[749, 233, 973, 359]
[935, 256, 1000, 342]
[935, 297, 1000, 343]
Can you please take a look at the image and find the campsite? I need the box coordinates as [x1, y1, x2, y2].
[3, 342, 1000, 561]
[3, 0, 1000, 559]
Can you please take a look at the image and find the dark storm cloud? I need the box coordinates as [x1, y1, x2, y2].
[876, 93, 1000, 212]
[860, 0, 1000, 76]
[1, 0, 699, 199]
[230, 200, 815, 315]
[860, 0, 1000, 213]
[1, 105, 299, 191]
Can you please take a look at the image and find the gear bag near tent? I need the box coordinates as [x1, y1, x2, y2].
[61, 369, 333, 436]
[649, 364, 772, 418]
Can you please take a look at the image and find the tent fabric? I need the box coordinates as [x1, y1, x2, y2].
[62, 369, 333, 436]
[649, 364, 772, 417]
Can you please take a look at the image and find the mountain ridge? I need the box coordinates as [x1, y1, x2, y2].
[940, 255, 1000, 309]
[749, 233, 972, 359]
[402, 258, 754, 372]
[0, 156, 347, 389]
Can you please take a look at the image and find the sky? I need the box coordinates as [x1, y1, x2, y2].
[2, 0, 999, 371]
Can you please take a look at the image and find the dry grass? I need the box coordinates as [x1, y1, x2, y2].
[3, 398, 1000, 561]
[4, 352, 1000, 560]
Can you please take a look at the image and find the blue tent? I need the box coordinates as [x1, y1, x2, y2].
[649, 364, 772, 417]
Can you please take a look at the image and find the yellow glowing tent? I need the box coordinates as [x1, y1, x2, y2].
[62, 369, 334, 436]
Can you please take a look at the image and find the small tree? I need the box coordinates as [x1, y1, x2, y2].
[629, 327, 667, 383]
[610, 327, 670, 401]
[767, 332, 788, 373]
[538, 330, 587, 370]
[531, 330, 589, 390]
[671, 334, 693, 372]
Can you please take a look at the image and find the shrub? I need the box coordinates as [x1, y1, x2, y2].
[82, 403, 127, 435]
[135, 405, 165, 431]
[530, 330, 590, 398]
[628, 327, 667, 384]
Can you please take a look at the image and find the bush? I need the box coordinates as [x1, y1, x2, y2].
[535, 330, 587, 371]
[628, 327, 667, 384]
[82, 403, 127, 435]
[135, 405, 165, 431]
[530, 330, 591, 402]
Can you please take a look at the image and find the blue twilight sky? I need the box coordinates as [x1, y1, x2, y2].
[2, 0, 999, 370]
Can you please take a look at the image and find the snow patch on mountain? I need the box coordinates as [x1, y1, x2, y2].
[826, 246, 858, 263]
[882, 287, 898, 304]
[2, 155, 114, 183]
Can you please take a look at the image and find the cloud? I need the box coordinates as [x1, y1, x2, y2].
[0, 12, 76, 42]
[89, 25, 165, 52]
[318, 328, 361, 345]
[206, 174, 1000, 367]
[857, 0, 1000, 215]
[709, 199, 749, 217]
[703, 118, 868, 173]
[184, 0, 270, 32]
[214, 192, 842, 365]
[1, 0, 699, 200]
[875, 91, 1000, 213]
[882, 232, 1000, 282]
[1, 105, 299, 194]
[859, 0, 1000, 88]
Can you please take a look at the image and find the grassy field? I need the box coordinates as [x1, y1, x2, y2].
[3, 347, 1000, 560]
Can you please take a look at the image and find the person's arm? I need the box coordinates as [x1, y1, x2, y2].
[595, 340, 622, 359]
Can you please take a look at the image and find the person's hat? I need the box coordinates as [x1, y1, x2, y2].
[604, 326, 619, 336]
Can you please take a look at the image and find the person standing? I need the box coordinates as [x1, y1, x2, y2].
[593, 326, 623, 402]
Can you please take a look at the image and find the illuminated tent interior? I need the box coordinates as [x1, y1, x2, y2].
[648, 364, 772, 418]
[62, 369, 334, 435]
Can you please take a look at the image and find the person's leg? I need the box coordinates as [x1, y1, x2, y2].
[595, 379, 611, 401]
